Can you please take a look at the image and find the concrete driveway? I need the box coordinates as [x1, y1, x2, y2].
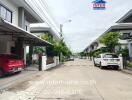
[0, 66, 41, 90]
[0, 59, 132, 100]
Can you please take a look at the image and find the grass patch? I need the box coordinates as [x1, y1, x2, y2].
[127, 62, 132, 68]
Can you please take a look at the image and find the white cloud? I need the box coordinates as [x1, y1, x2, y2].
[45, 0, 132, 52]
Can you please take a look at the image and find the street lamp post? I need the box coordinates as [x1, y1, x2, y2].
[60, 19, 72, 39]
[59, 19, 72, 63]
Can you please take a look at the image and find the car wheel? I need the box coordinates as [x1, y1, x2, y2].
[94, 63, 97, 67]
[114, 66, 119, 70]
[0, 69, 4, 78]
[99, 62, 103, 69]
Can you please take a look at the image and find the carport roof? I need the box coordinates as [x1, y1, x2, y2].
[0, 19, 52, 46]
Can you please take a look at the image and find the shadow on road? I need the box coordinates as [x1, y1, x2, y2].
[0, 72, 22, 79]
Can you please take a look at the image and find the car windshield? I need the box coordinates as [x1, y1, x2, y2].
[103, 54, 118, 58]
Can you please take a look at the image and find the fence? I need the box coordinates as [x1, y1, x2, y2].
[42, 56, 60, 71]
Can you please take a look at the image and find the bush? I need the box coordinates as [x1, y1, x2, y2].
[100, 32, 120, 52]
[127, 62, 132, 68]
[117, 47, 129, 58]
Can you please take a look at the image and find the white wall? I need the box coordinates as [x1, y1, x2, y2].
[0, 0, 18, 26]
[25, 0, 60, 37]
[25, 20, 30, 32]
[42, 56, 59, 71]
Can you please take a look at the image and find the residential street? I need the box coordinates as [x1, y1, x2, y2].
[0, 59, 132, 100]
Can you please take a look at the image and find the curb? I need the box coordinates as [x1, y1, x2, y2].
[121, 69, 132, 75]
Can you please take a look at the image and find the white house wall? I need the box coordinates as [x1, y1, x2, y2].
[0, 0, 19, 54]
[0, 0, 18, 26]
[25, 20, 30, 32]
[25, 0, 60, 37]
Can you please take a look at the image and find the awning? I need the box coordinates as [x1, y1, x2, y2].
[0, 18, 52, 46]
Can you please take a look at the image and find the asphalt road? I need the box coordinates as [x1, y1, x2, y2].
[0, 59, 132, 100]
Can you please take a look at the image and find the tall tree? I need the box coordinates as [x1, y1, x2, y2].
[100, 32, 120, 52]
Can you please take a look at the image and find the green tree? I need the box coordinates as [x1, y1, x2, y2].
[80, 52, 86, 57]
[33, 47, 45, 54]
[117, 47, 129, 58]
[100, 32, 120, 53]
[33, 33, 52, 54]
[41, 33, 72, 58]
[41, 33, 54, 43]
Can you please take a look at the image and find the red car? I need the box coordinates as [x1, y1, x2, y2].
[0, 54, 25, 77]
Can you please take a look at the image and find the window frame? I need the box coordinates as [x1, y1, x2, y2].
[0, 4, 13, 23]
[6, 10, 12, 22]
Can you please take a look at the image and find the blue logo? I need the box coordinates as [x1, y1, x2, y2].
[92, 0, 106, 10]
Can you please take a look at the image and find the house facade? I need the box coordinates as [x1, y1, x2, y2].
[116, 9, 132, 59]
[0, 0, 51, 64]
[30, 24, 60, 41]
[84, 25, 128, 56]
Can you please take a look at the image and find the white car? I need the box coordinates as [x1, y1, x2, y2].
[93, 53, 121, 70]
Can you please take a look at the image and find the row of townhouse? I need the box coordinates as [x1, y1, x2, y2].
[0, 0, 60, 67]
[84, 9, 132, 59]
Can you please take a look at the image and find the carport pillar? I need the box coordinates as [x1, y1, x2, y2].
[29, 45, 33, 65]
[15, 38, 24, 59]
[24, 45, 27, 65]
[39, 54, 42, 71]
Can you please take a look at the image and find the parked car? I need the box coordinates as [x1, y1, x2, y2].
[69, 56, 74, 61]
[67, 56, 74, 61]
[93, 53, 121, 70]
[0, 54, 25, 77]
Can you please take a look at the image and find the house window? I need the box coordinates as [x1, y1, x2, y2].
[6, 10, 12, 22]
[123, 33, 131, 39]
[0, 4, 12, 23]
[25, 25, 28, 31]
[24, 20, 30, 32]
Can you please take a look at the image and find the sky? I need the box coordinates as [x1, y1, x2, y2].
[44, 0, 132, 53]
